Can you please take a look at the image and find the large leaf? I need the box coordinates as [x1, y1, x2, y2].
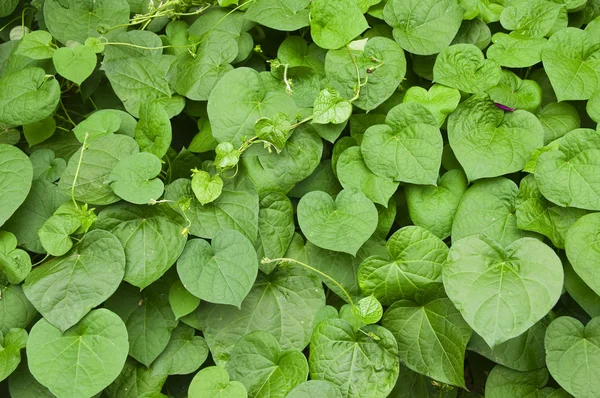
[23, 230, 125, 332]
[95, 203, 187, 289]
[297, 188, 378, 255]
[361, 103, 443, 184]
[0, 285, 37, 335]
[545, 316, 600, 398]
[382, 284, 472, 387]
[225, 331, 308, 398]
[565, 213, 600, 297]
[309, 319, 399, 398]
[358, 226, 448, 305]
[443, 235, 563, 347]
[245, 0, 310, 31]
[0, 145, 33, 227]
[177, 230, 258, 307]
[198, 264, 325, 366]
[485, 365, 563, 398]
[27, 309, 129, 398]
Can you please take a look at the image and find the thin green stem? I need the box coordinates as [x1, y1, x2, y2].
[261, 257, 355, 307]
[283, 63, 292, 94]
[290, 115, 313, 129]
[32, 254, 50, 267]
[196, 0, 255, 46]
[59, 100, 77, 127]
[71, 133, 89, 209]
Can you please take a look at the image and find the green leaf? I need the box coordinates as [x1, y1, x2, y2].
[177, 230, 258, 307]
[254, 113, 292, 151]
[43, 0, 130, 44]
[0, 145, 32, 228]
[245, 0, 310, 31]
[188, 366, 248, 398]
[135, 101, 172, 159]
[0, 328, 27, 382]
[198, 264, 325, 366]
[165, 176, 259, 241]
[485, 366, 559, 398]
[0, 0, 18, 17]
[226, 331, 308, 398]
[565, 213, 600, 297]
[105, 282, 177, 367]
[443, 235, 563, 347]
[8, 361, 54, 398]
[358, 226, 448, 305]
[312, 88, 352, 125]
[403, 84, 461, 127]
[447, 95, 544, 181]
[324, 37, 407, 111]
[241, 123, 323, 194]
[468, 315, 551, 372]
[382, 284, 471, 388]
[517, 174, 587, 248]
[354, 295, 383, 325]
[105, 358, 166, 398]
[0, 68, 60, 127]
[287, 381, 342, 398]
[452, 177, 539, 247]
[564, 258, 600, 318]
[170, 31, 237, 101]
[23, 230, 125, 332]
[405, 169, 467, 240]
[169, 280, 200, 320]
[108, 152, 164, 204]
[309, 0, 369, 50]
[256, 192, 295, 272]
[151, 324, 208, 376]
[27, 309, 129, 398]
[72, 109, 137, 142]
[542, 27, 600, 101]
[0, 285, 37, 335]
[207, 68, 297, 146]
[535, 128, 600, 210]
[545, 316, 600, 398]
[487, 33, 547, 68]
[52, 45, 96, 86]
[15, 31, 55, 60]
[191, 171, 223, 206]
[336, 146, 398, 206]
[383, 0, 464, 55]
[58, 134, 140, 205]
[29, 149, 65, 182]
[95, 203, 187, 289]
[500, 0, 565, 37]
[214, 142, 240, 171]
[37, 212, 80, 256]
[23, 117, 56, 147]
[487, 71, 542, 113]
[309, 319, 399, 398]
[0, 232, 31, 284]
[433, 44, 502, 94]
[538, 102, 580, 144]
[361, 102, 443, 184]
[298, 188, 378, 255]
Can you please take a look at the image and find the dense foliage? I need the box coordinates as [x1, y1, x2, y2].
[1, 0, 600, 397]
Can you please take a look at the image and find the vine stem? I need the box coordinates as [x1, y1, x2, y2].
[290, 115, 313, 129]
[261, 257, 355, 308]
[71, 133, 89, 209]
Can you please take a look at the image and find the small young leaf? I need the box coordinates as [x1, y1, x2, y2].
[108, 152, 165, 205]
[312, 88, 352, 125]
[52, 44, 97, 85]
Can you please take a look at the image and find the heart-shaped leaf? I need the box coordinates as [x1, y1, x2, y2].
[297, 188, 378, 255]
[402, 84, 461, 127]
[358, 226, 448, 305]
[542, 27, 600, 101]
[225, 331, 308, 397]
[443, 235, 563, 347]
[499, 0, 565, 38]
[0, 231, 31, 284]
[360, 102, 443, 185]
[382, 284, 472, 388]
[14, 30, 54, 59]
[565, 213, 600, 296]
[245, 0, 309, 31]
[545, 316, 600, 398]
[309, 319, 399, 398]
[535, 128, 600, 210]
[336, 146, 399, 206]
[191, 170, 223, 205]
[487, 33, 547, 68]
[108, 152, 165, 205]
[405, 169, 468, 240]
[188, 366, 248, 398]
[287, 380, 342, 398]
[485, 365, 566, 398]
[433, 44, 502, 94]
[135, 101, 172, 159]
[27, 309, 129, 398]
[309, 0, 368, 50]
[52, 44, 97, 85]
[487, 70, 542, 113]
[448, 95, 544, 181]
[538, 102, 580, 144]
[177, 230, 258, 307]
[312, 88, 352, 125]
[254, 113, 291, 151]
[72, 109, 137, 142]
[383, 0, 463, 55]
[23, 230, 125, 332]
[0, 328, 27, 382]
[0, 145, 33, 227]
[151, 324, 209, 376]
